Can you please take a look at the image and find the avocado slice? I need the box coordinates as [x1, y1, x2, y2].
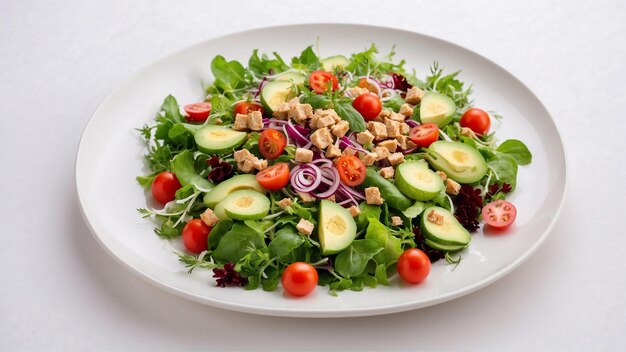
[203, 174, 265, 208]
[318, 200, 357, 255]
[426, 141, 488, 183]
[421, 206, 471, 247]
[273, 71, 307, 86]
[194, 125, 247, 155]
[320, 55, 350, 71]
[220, 190, 270, 221]
[420, 92, 456, 127]
[395, 160, 444, 201]
[260, 80, 296, 114]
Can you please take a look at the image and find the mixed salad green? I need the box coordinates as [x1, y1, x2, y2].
[137, 44, 532, 296]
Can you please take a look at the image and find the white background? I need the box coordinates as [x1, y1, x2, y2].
[1, 0, 625, 351]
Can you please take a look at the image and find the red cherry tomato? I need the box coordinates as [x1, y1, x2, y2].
[184, 102, 212, 122]
[234, 101, 265, 116]
[460, 108, 491, 135]
[256, 163, 290, 191]
[482, 200, 517, 229]
[182, 219, 212, 254]
[151, 171, 182, 205]
[352, 93, 382, 121]
[409, 123, 439, 148]
[397, 248, 431, 284]
[281, 262, 318, 297]
[335, 155, 367, 187]
[258, 128, 287, 159]
[308, 70, 339, 94]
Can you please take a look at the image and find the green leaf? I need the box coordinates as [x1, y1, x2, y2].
[207, 220, 233, 249]
[243, 219, 273, 234]
[334, 239, 384, 278]
[136, 173, 156, 189]
[170, 150, 214, 191]
[261, 266, 280, 291]
[364, 218, 403, 266]
[268, 225, 305, 260]
[488, 153, 519, 190]
[212, 223, 266, 263]
[356, 202, 382, 231]
[402, 200, 426, 220]
[242, 132, 261, 158]
[374, 263, 390, 285]
[167, 123, 194, 146]
[161, 95, 183, 123]
[497, 139, 532, 165]
[300, 94, 332, 110]
[248, 49, 289, 76]
[334, 101, 366, 132]
[154, 218, 182, 239]
[292, 46, 319, 70]
[383, 95, 405, 112]
[274, 145, 296, 163]
[211, 55, 248, 89]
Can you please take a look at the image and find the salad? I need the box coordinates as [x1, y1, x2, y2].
[137, 44, 532, 296]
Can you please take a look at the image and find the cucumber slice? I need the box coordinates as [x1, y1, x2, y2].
[273, 71, 306, 86]
[319, 200, 357, 255]
[194, 125, 247, 154]
[220, 190, 270, 221]
[426, 141, 488, 183]
[424, 238, 467, 252]
[260, 80, 296, 114]
[203, 174, 265, 208]
[420, 206, 471, 246]
[320, 55, 350, 71]
[420, 92, 456, 127]
[395, 160, 444, 201]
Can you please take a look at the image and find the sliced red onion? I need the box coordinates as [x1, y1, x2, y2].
[315, 167, 340, 198]
[405, 119, 419, 128]
[254, 76, 269, 98]
[290, 164, 322, 193]
[339, 137, 368, 153]
[286, 120, 310, 146]
[381, 88, 397, 102]
[402, 147, 419, 154]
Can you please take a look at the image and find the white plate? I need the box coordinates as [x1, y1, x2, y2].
[75, 24, 567, 317]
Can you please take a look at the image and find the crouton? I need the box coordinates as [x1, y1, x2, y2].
[295, 148, 314, 163]
[387, 152, 405, 166]
[296, 219, 315, 235]
[460, 127, 477, 139]
[372, 146, 389, 161]
[310, 127, 333, 149]
[347, 86, 370, 97]
[362, 152, 378, 166]
[331, 120, 350, 138]
[427, 209, 444, 225]
[348, 205, 361, 217]
[388, 112, 406, 122]
[391, 216, 403, 226]
[356, 130, 375, 145]
[379, 166, 395, 179]
[233, 113, 248, 131]
[401, 122, 411, 135]
[396, 135, 409, 150]
[436, 171, 448, 181]
[445, 178, 461, 195]
[297, 191, 316, 203]
[405, 87, 425, 104]
[365, 187, 384, 205]
[288, 102, 314, 123]
[325, 144, 342, 158]
[385, 118, 402, 138]
[278, 198, 293, 209]
[399, 103, 414, 117]
[272, 102, 291, 120]
[367, 121, 388, 141]
[200, 208, 220, 227]
[247, 111, 264, 131]
[233, 149, 252, 163]
[377, 139, 398, 153]
[252, 158, 267, 171]
[342, 148, 358, 156]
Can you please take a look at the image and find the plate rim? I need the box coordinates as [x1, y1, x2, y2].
[75, 23, 568, 317]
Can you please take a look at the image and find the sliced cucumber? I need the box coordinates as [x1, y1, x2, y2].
[273, 71, 306, 86]
[320, 55, 350, 71]
[395, 160, 444, 201]
[194, 125, 247, 154]
[424, 238, 467, 252]
[318, 200, 357, 255]
[420, 92, 456, 127]
[420, 206, 471, 246]
[220, 190, 270, 221]
[426, 141, 488, 183]
[203, 174, 265, 208]
[260, 80, 296, 114]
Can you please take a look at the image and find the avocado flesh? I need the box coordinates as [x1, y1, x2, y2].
[426, 141, 487, 183]
[318, 200, 357, 255]
[221, 190, 270, 220]
[203, 174, 265, 208]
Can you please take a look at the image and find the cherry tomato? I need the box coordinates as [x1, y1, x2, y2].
[184, 102, 212, 122]
[234, 101, 265, 116]
[151, 171, 182, 205]
[460, 108, 491, 135]
[281, 262, 318, 297]
[335, 155, 366, 187]
[409, 123, 439, 148]
[357, 77, 379, 92]
[259, 128, 287, 159]
[256, 163, 290, 191]
[352, 93, 382, 121]
[308, 70, 339, 94]
[182, 219, 211, 254]
[482, 200, 517, 229]
[397, 248, 431, 284]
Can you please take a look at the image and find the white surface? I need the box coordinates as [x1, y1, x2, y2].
[75, 24, 567, 317]
[1, 0, 624, 349]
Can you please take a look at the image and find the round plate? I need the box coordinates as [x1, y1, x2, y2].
[75, 24, 567, 317]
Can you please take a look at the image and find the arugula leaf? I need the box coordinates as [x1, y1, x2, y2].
[248, 49, 289, 76]
[488, 154, 518, 190]
[364, 218, 403, 266]
[154, 218, 182, 239]
[291, 46, 319, 70]
[211, 55, 248, 89]
[170, 150, 214, 191]
[334, 239, 383, 278]
[333, 101, 366, 132]
[212, 223, 266, 263]
[497, 139, 532, 165]
[209, 94, 234, 122]
[207, 220, 233, 249]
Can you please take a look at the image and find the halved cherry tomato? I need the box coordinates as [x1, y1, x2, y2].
[281, 262, 318, 297]
[352, 93, 382, 121]
[397, 248, 431, 284]
[409, 123, 439, 148]
[357, 77, 379, 92]
[335, 155, 366, 187]
[151, 171, 182, 205]
[234, 101, 265, 116]
[184, 102, 212, 122]
[256, 163, 290, 191]
[182, 219, 211, 254]
[259, 128, 287, 159]
[308, 70, 339, 94]
[482, 200, 517, 229]
[461, 108, 491, 135]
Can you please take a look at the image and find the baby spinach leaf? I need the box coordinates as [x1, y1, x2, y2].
[383, 95, 405, 112]
[207, 219, 233, 249]
[261, 266, 280, 291]
[334, 101, 366, 132]
[375, 263, 390, 285]
[170, 150, 214, 191]
[356, 202, 382, 231]
[497, 139, 532, 165]
[212, 223, 266, 263]
[300, 93, 332, 110]
[248, 49, 289, 76]
[268, 226, 305, 260]
[160, 95, 183, 123]
[488, 153, 518, 190]
[292, 46, 319, 70]
[243, 219, 273, 234]
[334, 239, 383, 278]
[211, 55, 248, 89]
[365, 218, 403, 266]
